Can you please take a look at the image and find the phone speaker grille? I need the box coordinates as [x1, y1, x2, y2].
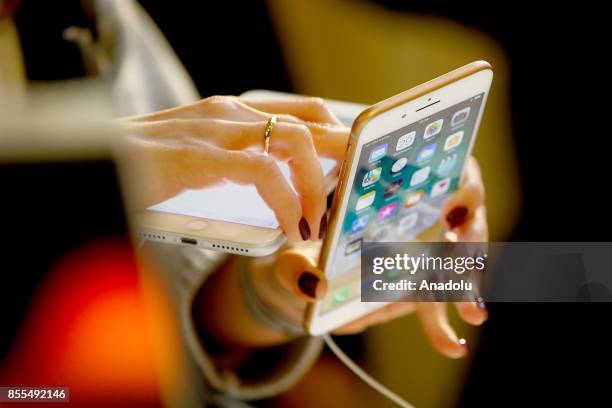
[137, 232, 167, 241]
[211, 243, 249, 253]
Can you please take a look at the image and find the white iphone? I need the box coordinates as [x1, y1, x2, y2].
[134, 92, 365, 256]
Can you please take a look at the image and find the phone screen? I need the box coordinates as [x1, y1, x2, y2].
[323, 93, 485, 313]
[148, 158, 337, 229]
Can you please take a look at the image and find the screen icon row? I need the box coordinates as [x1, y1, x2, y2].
[355, 175, 452, 212]
[364, 149, 458, 196]
[392, 106, 471, 154]
[369, 130, 464, 168]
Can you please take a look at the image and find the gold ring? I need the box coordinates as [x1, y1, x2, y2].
[263, 115, 277, 156]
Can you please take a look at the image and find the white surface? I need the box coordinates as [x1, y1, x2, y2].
[150, 158, 337, 229]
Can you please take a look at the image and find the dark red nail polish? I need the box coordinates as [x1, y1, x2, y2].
[299, 217, 311, 240]
[298, 272, 319, 298]
[319, 214, 328, 239]
[446, 206, 468, 229]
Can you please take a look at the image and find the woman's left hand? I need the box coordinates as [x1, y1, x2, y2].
[334, 156, 488, 358]
[247, 156, 489, 357]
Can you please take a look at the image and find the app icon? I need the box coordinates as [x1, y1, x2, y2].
[431, 177, 451, 197]
[417, 143, 437, 163]
[396, 131, 416, 151]
[391, 157, 408, 173]
[368, 144, 388, 163]
[345, 238, 362, 255]
[410, 166, 430, 186]
[332, 286, 351, 305]
[424, 119, 443, 139]
[362, 167, 382, 187]
[438, 154, 457, 174]
[451, 107, 471, 127]
[444, 131, 464, 151]
[384, 179, 403, 198]
[399, 212, 419, 231]
[377, 202, 398, 222]
[350, 214, 370, 234]
[404, 190, 424, 208]
[356, 190, 376, 211]
[369, 225, 392, 241]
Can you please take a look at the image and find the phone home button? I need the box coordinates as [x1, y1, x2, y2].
[187, 220, 209, 230]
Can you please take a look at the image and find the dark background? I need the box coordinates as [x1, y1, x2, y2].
[12, 0, 611, 406]
[0, 161, 128, 355]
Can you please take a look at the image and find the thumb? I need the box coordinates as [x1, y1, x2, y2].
[273, 241, 328, 302]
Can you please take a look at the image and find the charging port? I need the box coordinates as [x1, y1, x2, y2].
[181, 237, 197, 245]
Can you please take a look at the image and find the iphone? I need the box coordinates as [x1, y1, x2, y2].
[306, 61, 493, 334]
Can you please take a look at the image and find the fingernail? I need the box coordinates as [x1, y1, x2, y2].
[319, 214, 328, 239]
[298, 272, 319, 298]
[299, 217, 311, 240]
[475, 295, 487, 310]
[458, 337, 469, 352]
[446, 206, 468, 229]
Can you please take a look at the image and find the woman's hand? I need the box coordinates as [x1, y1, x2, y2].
[219, 157, 488, 357]
[335, 157, 488, 358]
[119, 96, 350, 241]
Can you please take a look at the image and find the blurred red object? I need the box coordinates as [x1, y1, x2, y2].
[1, 239, 162, 407]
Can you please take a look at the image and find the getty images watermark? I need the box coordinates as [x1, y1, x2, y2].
[371, 251, 486, 291]
[361, 242, 612, 302]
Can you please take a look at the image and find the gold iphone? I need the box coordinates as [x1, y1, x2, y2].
[306, 61, 494, 334]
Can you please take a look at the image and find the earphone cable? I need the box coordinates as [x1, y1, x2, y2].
[323, 333, 414, 408]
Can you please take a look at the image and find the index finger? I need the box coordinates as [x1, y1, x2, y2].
[269, 122, 328, 240]
[416, 302, 468, 359]
[181, 145, 304, 240]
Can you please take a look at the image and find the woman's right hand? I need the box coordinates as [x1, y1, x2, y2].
[119, 96, 350, 241]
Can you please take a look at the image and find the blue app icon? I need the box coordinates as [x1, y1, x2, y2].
[417, 143, 437, 163]
[438, 153, 458, 174]
[350, 214, 370, 234]
[368, 144, 388, 163]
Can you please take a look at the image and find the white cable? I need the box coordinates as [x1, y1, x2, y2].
[323, 333, 414, 408]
